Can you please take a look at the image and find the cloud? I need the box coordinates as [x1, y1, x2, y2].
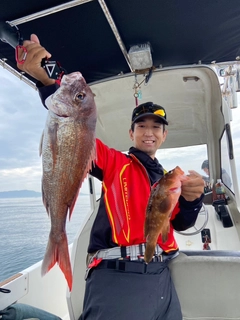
[1, 66, 240, 193]
[0, 165, 42, 191]
[0, 67, 46, 191]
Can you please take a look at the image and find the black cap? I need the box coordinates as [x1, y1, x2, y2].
[131, 102, 168, 126]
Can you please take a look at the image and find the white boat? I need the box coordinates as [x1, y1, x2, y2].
[1, 1, 240, 319]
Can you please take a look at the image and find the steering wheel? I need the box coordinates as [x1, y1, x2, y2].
[174, 204, 209, 236]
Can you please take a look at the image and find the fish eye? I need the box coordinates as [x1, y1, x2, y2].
[75, 92, 86, 101]
[168, 170, 173, 174]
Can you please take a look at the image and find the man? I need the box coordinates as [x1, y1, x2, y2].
[201, 160, 232, 189]
[17, 34, 204, 320]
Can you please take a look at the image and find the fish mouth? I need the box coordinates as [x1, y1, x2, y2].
[57, 113, 69, 118]
[50, 109, 69, 118]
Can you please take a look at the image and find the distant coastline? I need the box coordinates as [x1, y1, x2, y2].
[0, 190, 90, 198]
[0, 190, 42, 198]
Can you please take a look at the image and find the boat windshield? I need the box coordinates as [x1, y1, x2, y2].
[156, 144, 208, 179]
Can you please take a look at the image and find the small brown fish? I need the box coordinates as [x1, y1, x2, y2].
[40, 72, 97, 291]
[144, 166, 187, 263]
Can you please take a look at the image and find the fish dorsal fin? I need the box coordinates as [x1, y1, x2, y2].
[68, 142, 96, 219]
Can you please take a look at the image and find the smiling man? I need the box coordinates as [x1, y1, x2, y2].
[17, 35, 205, 320]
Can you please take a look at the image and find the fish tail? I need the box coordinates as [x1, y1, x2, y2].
[41, 232, 73, 291]
[144, 240, 157, 263]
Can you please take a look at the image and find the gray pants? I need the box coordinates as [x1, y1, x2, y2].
[80, 260, 182, 320]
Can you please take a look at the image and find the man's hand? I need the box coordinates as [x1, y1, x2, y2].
[181, 170, 204, 202]
[16, 34, 55, 86]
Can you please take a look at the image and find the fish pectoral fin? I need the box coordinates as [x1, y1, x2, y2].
[69, 143, 96, 218]
[158, 196, 172, 212]
[69, 144, 96, 219]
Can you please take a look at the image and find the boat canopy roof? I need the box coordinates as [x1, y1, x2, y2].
[0, 0, 237, 152]
[0, 0, 240, 84]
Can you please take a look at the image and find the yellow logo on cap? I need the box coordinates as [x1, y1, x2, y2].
[154, 109, 165, 117]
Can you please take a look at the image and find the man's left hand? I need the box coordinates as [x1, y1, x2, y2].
[181, 170, 204, 202]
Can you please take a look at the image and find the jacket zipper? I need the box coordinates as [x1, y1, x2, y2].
[129, 154, 152, 189]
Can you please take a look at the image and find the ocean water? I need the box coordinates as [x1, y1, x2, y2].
[0, 195, 90, 282]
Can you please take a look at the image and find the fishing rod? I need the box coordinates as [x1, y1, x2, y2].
[0, 21, 66, 81]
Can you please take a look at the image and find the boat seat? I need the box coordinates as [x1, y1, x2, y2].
[0, 273, 28, 311]
[169, 251, 240, 320]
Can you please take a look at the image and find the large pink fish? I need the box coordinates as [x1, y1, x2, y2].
[40, 72, 97, 291]
[144, 166, 187, 263]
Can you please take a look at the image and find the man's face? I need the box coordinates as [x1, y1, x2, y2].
[203, 167, 209, 176]
[129, 115, 167, 159]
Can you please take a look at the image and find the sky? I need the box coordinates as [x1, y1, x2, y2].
[0, 66, 240, 194]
